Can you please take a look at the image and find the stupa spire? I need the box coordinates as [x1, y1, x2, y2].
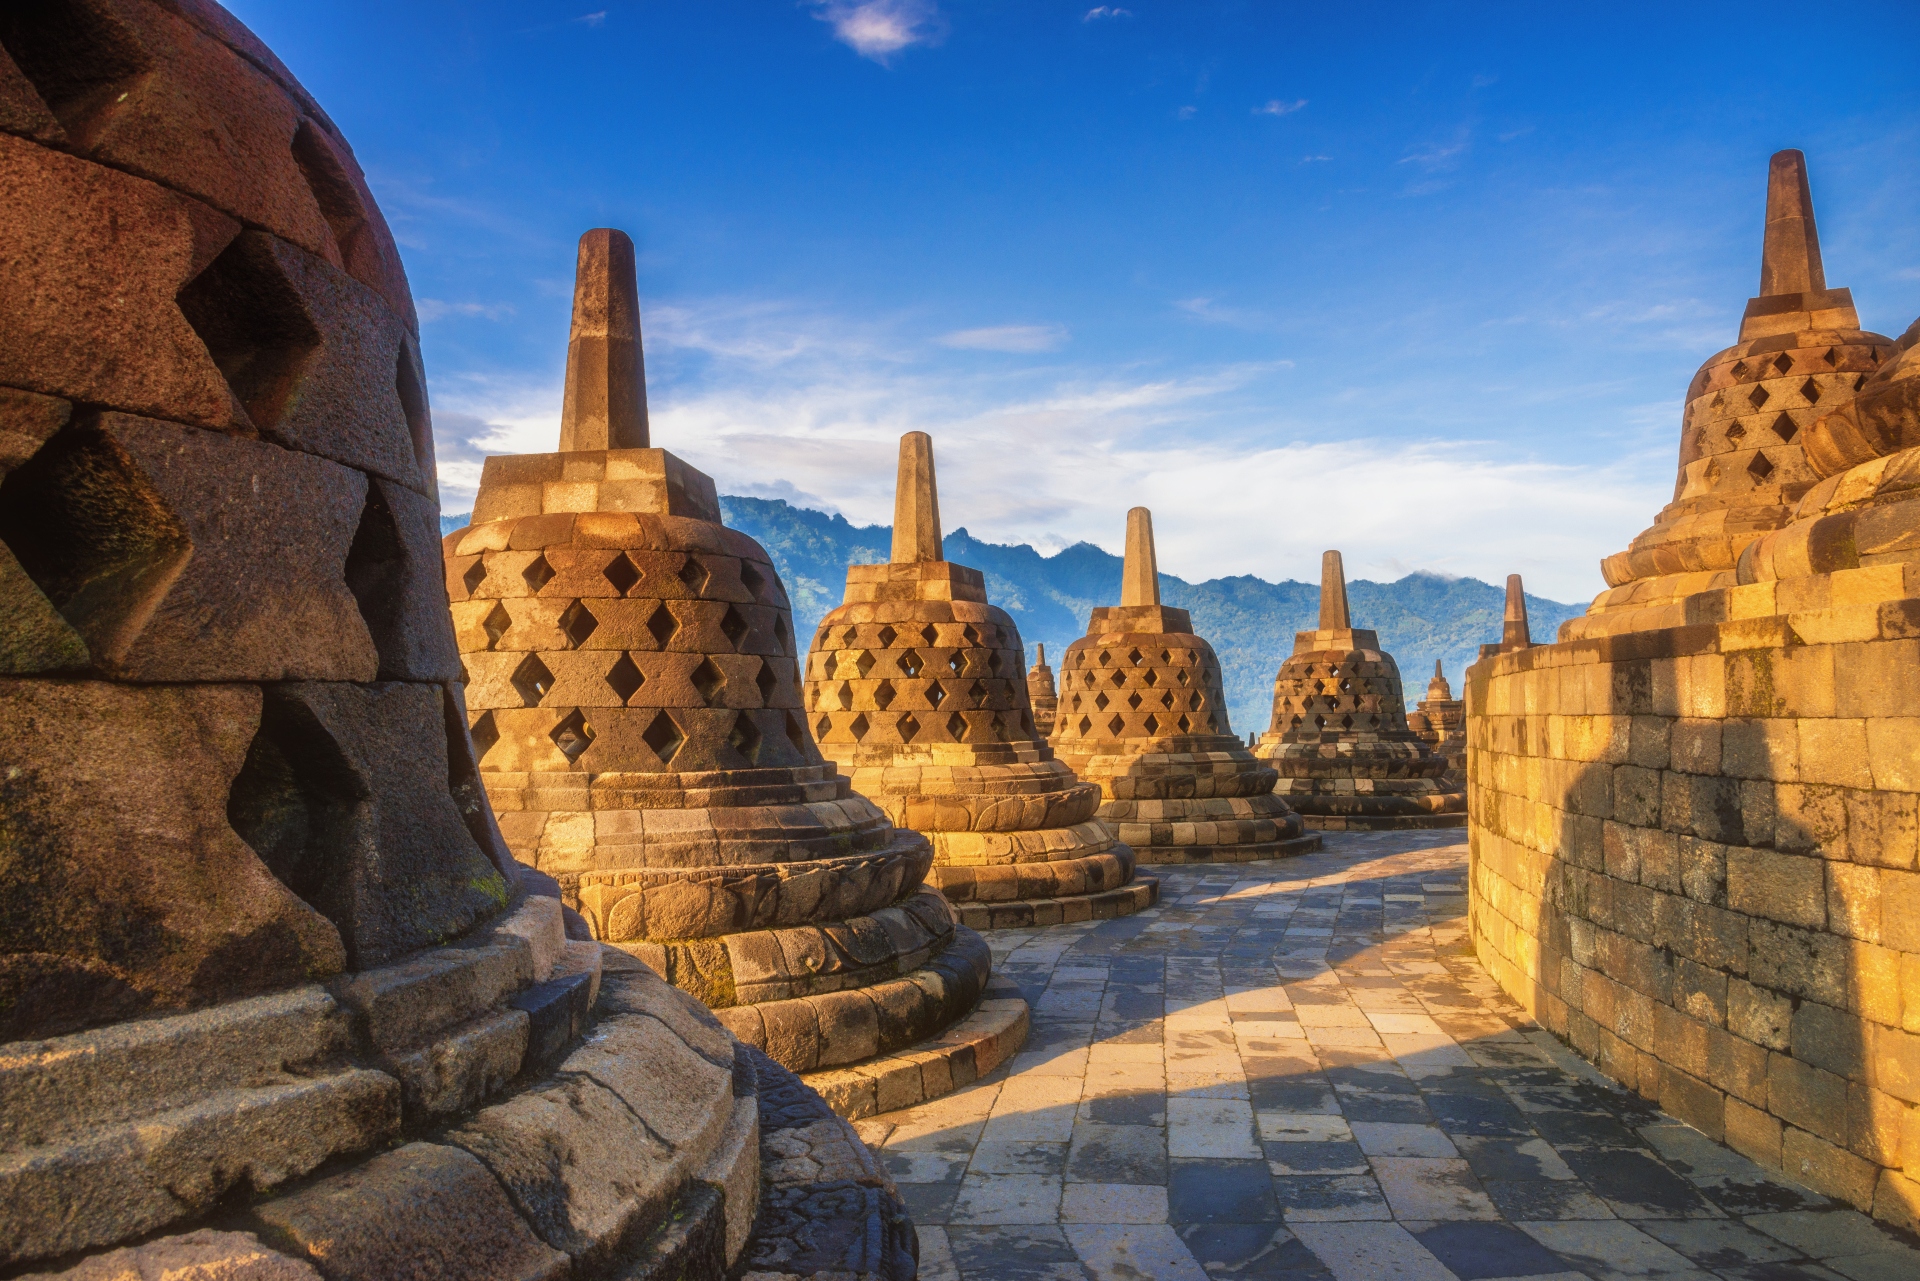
[1759, 149, 1826, 298]
[890, 431, 943, 563]
[1319, 550, 1351, 630]
[558, 228, 648, 452]
[1502, 574, 1533, 650]
[1037, 642, 1046, 663]
[1121, 507, 1160, 607]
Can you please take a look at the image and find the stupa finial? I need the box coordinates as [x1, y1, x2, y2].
[1759, 149, 1827, 298]
[1037, 642, 1046, 663]
[558, 228, 649, 451]
[1503, 574, 1533, 650]
[1121, 507, 1160, 607]
[890, 431, 943, 563]
[1318, 550, 1351, 630]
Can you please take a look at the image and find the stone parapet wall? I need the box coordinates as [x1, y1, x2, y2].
[1464, 563, 1920, 1231]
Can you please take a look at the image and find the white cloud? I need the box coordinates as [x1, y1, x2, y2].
[573, 10, 607, 26]
[1254, 99, 1307, 116]
[812, 0, 944, 63]
[1300, 154, 1331, 163]
[1083, 6, 1131, 19]
[1176, 105, 1197, 120]
[416, 299, 517, 322]
[938, 324, 1069, 353]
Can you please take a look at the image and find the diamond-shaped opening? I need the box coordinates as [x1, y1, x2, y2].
[1773, 353, 1794, 375]
[946, 711, 967, 738]
[1097, 649, 1112, 666]
[550, 708, 595, 763]
[462, 559, 488, 596]
[1730, 360, 1748, 378]
[1773, 413, 1800, 443]
[0, 0, 152, 147]
[1095, 692, 1110, 710]
[898, 649, 923, 677]
[1205, 712, 1219, 732]
[1128, 648, 1143, 665]
[1189, 692, 1202, 709]
[968, 679, 987, 700]
[522, 555, 554, 594]
[1160, 691, 1174, 708]
[1341, 714, 1355, 729]
[1177, 714, 1192, 733]
[1081, 671, 1095, 687]
[482, 601, 512, 650]
[927, 681, 946, 708]
[849, 712, 870, 740]
[641, 711, 684, 763]
[774, 615, 792, 654]
[949, 652, 966, 676]
[559, 600, 598, 649]
[815, 713, 833, 739]
[1856, 374, 1870, 391]
[898, 712, 921, 742]
[1177, 669, 1190, 685]
[874, 680, 897, 710]
[1748, 386, 1770, 409]
[878, 625, 898, 648]
[677, 555, 708, 592]
[1725, 422, 1746, 443]
[1824, 347, 1840, 367]
[290, 118, 379, 293]
[1071, 694, 1082, 710]
[1107, 714, 1125, 735]
[1748, 452, 1775, 483]
[755, 658, 778, 705]
[606, 652, 645, 703]
[176, 233, 322, 432]
[962, 625, 980, 645]
[822, 652, 838, 679]
[604, 552, 642, 595]
[786, 712, 808, 753]
[646, 604, 679, 647]
[988, 650, 1003, 674]
[690, 657, 725, 705]
[1143, 713, 1160, 734]
[993, 712, 1009, 738]
[720, 604, 749, 650]
[469, 709, 500, 760]
[1799, 377, 1821, 404]
[856, 651, 877, 677]
[1127, 692, 1142, 710]
[1339, 678, 1352, 693]
[511, 654, 553, 706]
[1077, 716, 1092, 735]
[1143, 669, 1158, 687]
[740, 560, 766, 598]
[841, 626, 859, 646]
[835, 681, 853, 709]
[727, 712, 762, 765]
[1109, 670, 1125, 687]
[1315, 714, 1327, 729]
[920, 623, 939, 646]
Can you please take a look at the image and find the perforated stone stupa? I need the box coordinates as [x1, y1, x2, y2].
[803, 433, 1156, 929]
[0, 6, 827, 1277]
[446, 240, 1024, 1120]
[1049, 508, 1318, 863]
[1255, 551, 1465, 829]
[1027, 641, 1060, 737]
[1407, 661, 1465, 794]
[1583, 150, 1893, 634]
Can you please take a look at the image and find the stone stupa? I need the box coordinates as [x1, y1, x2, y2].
[1027, 641, 1060, 737]
[1580, 149, 1892, 635]
[446, 237, 1023, 1119]
[802, 434, 1156, 929]
[1407, 660, 1466, 794]
[1049, 508, 1318, 862]
[1478, 573, 1535, 657]
[0, 5, 904, 1277]
[1255, 551, 1465, 828]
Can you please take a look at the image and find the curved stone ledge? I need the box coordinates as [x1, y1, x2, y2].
[929, 845, 1135, 903]
[714, 926, 997, 1076]
[871, 777, 1104, 833]
[1302, 813, 1467, 830]
[927, 817, 1120, 867]
[1126, 833, 1324, 864]
[801, 971, 1031, 1120]
[951, 877, 1160, 930]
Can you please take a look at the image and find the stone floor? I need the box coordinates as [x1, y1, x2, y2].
[853, 833, 1920, 1281]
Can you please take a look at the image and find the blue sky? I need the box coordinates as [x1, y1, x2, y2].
[231, 0, 1920, 602]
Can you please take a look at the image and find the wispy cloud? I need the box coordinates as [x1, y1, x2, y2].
[573, 10, 607, 26]
[1254, 99, 1307, 116]
[1176, 105, 1197, 120]
[417, 299, 518, 322]
[1172, 297, 1274, 330]
[1300, 154, 1331, 163]
[1083, 5, 1131, 19]
[812, 0, 944, 63]
[1399, 138, 1469, 170]
[938, 324, 1069, 353]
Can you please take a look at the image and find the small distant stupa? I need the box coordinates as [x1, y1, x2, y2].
[1478, 574, 1535, 657]
[1407, 660, 1465, 794]
[802, 433, 1156, 928]
[1255, 551, 1464, 828]
[1049, 508, 1318, 862]
[1027, 642, 1060, 738]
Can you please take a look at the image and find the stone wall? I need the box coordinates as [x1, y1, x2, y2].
[1465, 562, 1920, 1230]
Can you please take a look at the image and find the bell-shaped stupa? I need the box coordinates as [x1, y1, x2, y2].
[1027, 641, 1060, 737]
[1407, 661, 1466, 794]
[1582, 150, 1892, 633]
[803, 434, 1156, 928]
[1255, 551, 1464, 828]
[1049, 508, 1318, 862]
[447, 237, 1023, 1117]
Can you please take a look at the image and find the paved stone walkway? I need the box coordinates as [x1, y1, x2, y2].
[853, 833, 1920, 1281]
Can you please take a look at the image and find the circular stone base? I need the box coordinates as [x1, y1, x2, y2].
[801, 972, 1030, 1120]
[1133, 833, 1323, 864]
[1300, 813, 1468, 830]
[951, 875, 1159, 929]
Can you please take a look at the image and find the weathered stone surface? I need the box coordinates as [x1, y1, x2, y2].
[343, 476, 462, 681]
[0, 680, 344, 1041]
[559, 229, 648, 453]
[17, 1229, 320, 1281]
[1027, 640, 1059, 737]
[246, 1142, 569, 1281]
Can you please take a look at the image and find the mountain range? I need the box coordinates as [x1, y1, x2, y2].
[444, 498, 1588, 734]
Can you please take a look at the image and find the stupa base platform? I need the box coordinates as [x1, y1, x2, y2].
[951, 875, 1160, 929]
[1133, 833, 1322, 864]
[1299, 812, 1468, 831]
[803, 972, 1030, 1120]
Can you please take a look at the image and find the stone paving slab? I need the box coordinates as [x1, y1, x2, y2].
[851, 832, 1920, 1281]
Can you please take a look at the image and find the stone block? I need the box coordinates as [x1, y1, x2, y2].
[1727, 848, 1827, 929]
[246, 1142, 567, 1281]
[1769, 1053, 1850, 1145]
[1782, 1125, 1880, 1210]
[1798, 719, 1875, 789]
[1883, 871, 1920, 953]
[0, 680, 344, 1041]
[16, 1230, 319, 1281]
[1747, 918, 1849, 1007]
[1848, 790, 1920, 871]
[511, 969, 595, 1075]
[1866, 718, 1920, 792]
[1790, 1000, 1866, 1079]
